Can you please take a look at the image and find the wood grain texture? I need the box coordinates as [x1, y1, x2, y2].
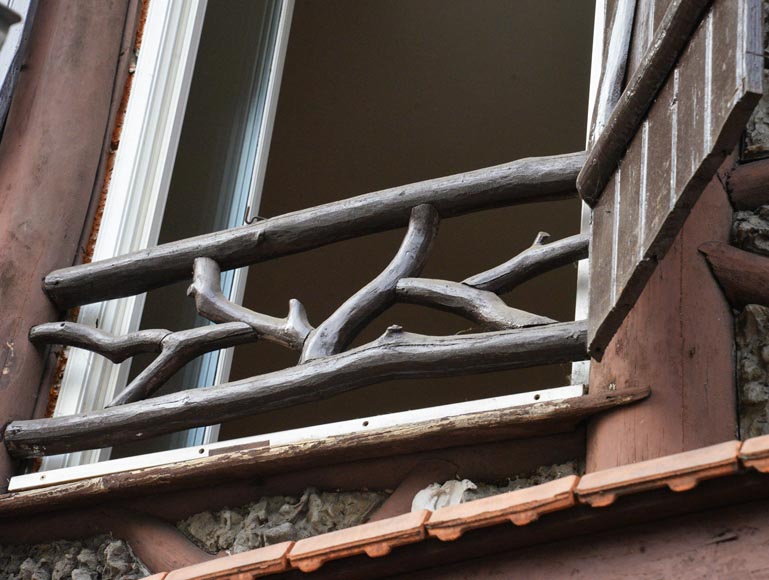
[29, 322, 167, 364]
[587, 178, 735, 471]
[591, 0, 637, 142]
[0, 388, 644, 518]
[578, 0, 712, 205]
[0, 435, 584, 521]
[625, 0, 655, 81]
[43, 151, 586, 309]
[462, 233, 589, 294]
[395, 278, 555, 330]
[699, 241, 769, 308]
[5, 321, 589, 457]
[0, 0, 133, 486]
[587, 0, 763, 357]
[302, 204, 440, 362]
[725, 157, 769, 210]
[108, 322, 257, 406]
[188, 256, 312, 350]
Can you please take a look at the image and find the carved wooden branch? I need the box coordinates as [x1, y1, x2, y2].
[395, 278, 555, 330]
[302, 204, 440, 361]
[29, 322, 169, 363]
[5, 320, 588, 457]
[43, 152, 586, 309]
[108, 322, 257, 407]
[30, 321, 259, 406]
[187, 256, 312, 350]
[463, 233, 589, 294]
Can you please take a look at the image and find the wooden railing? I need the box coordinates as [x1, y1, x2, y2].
[3, 151, 640, 458]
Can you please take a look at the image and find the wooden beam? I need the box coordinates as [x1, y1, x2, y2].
[5, 321, 589, 457]
[43, 151, 586, 309]
[725, 158, 769, 210]
[699, 241, 769, 307]
[0, 387, 646, 517]
[577, 0, 712, 206]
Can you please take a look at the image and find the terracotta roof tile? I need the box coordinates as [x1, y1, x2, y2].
[288, 510, 430, 573]
[425, 475, 578, 541]
[576, 440, 741, 507]
[164, 542, 292, 580]
[739, 434, 769, 472]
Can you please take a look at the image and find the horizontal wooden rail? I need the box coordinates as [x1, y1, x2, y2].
[5, 320, 588, 457]
[43, 151, 586, 309]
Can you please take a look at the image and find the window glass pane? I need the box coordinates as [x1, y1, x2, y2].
[111, 0, 282, 458]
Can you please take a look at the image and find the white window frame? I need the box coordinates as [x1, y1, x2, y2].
[43, 0, 294, 470]
[28, 0, 595, 484]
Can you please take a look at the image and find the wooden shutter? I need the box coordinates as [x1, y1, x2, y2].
[583, 0, 763, 358]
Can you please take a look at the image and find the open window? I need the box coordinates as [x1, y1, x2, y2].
[8, 0, 668, 489]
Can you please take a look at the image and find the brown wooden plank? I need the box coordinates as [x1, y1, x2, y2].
[642, 74, 676, 251]
[644, 78, 678, 248]
[626, 0, 656, 81]
[588, 0, 762, 357]
[614, 125, 645, 299]
[588, 178, 735, 470]
[0, 388, 647, 517]
[587, 174, 618, 351]
[672, 11, 709, 204]
[578, 0, 713, 205]
[653, 0, 674, 29]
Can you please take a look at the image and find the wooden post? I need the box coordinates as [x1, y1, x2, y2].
[0, 0, 135, 487]
[586, 177, 736, 471]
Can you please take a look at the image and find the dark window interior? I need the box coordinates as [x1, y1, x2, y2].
[220, 0, 594, 440]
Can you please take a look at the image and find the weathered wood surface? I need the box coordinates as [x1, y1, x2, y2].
[31, 229, 585, 404]
[590, 0, 636, 143]
[302, 204, 440, 361]
[0, 387, 645, 516]
[588, 0, 763, 357]
[395, 278, 555, 330]
[724, 157, 769, 210]
[29, 322, 167, 363]
[108, 322, 257, 406]
[5, 321, 589, 457]
[578, 0, 712, 205]
[588, 179, 735, 471]
[43, 151, 586, 309]
[0, 0, 135, 487]
[463, 233, 589, 294]
[188, 256, 312, 349]
[699, 241, 769, 308]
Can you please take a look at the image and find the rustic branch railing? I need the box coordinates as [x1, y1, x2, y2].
[9, 321, 589, 456]
[43, 152, 586, 309]
[8, 151, 605, 458]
